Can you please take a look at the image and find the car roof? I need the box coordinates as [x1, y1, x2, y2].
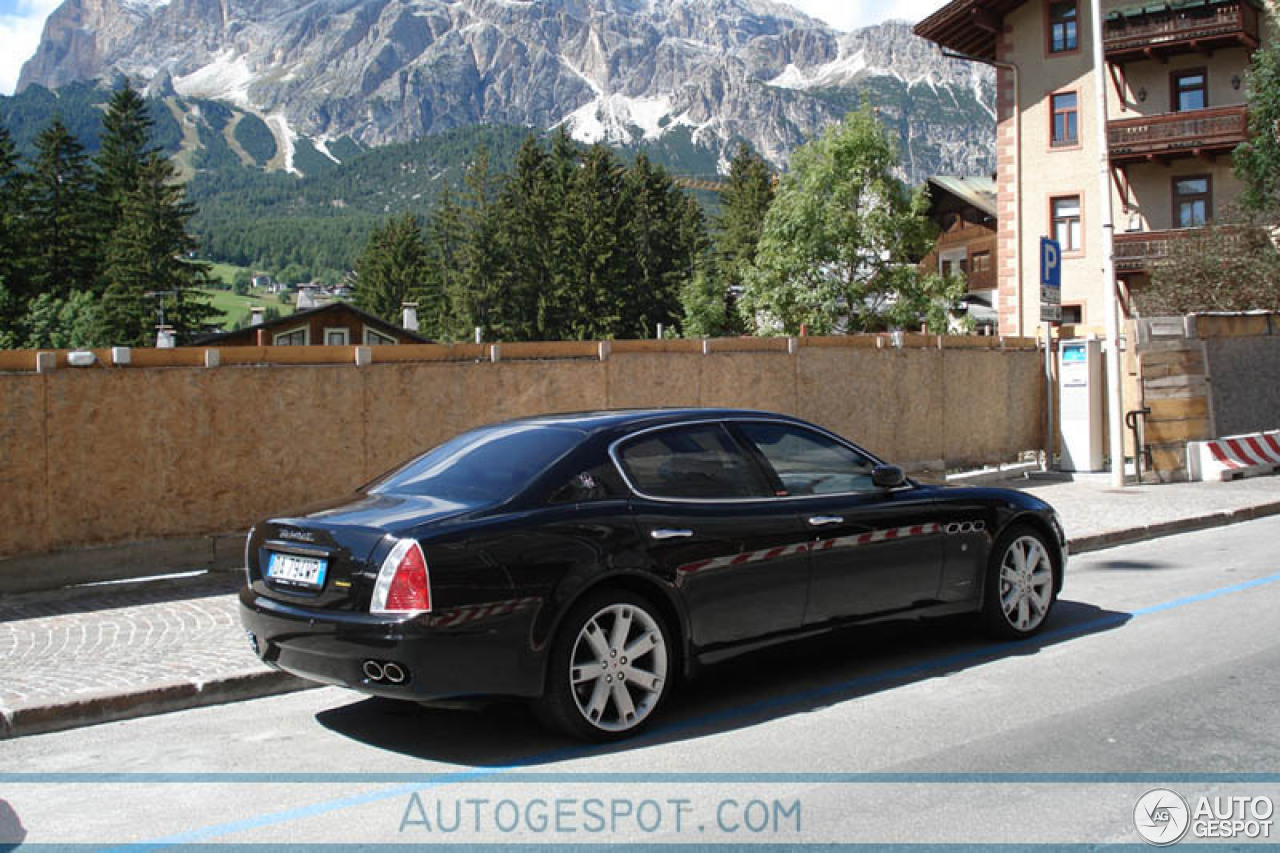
[496, 408, 802, 437]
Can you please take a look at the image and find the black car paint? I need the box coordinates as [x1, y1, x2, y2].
[239, 409, 1065, 703]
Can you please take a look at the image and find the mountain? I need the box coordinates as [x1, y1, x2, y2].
[15, 0, 994, 182]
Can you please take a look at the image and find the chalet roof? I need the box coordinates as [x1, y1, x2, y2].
[915, 0, 1264, 57]
[927, 175, 998, 218]
[189, 301, 432, 346]
[914, 0, 1029, 61]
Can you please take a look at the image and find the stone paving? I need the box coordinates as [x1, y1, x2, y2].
[0, 575, 259, 718]
[4, 472, 1280, 736]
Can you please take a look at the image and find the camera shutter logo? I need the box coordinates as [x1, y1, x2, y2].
[1135, 789, 1190, 846]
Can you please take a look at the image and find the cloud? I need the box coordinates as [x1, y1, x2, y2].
[0, 0, 62, 95]
[781, 0, 952, 31]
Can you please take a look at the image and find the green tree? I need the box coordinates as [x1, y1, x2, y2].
[617, 154, 703, 338]
[19, 290, 106, 348]
[354, 213, 431, 323]
[494, 135, 559, 340]
[27, 118, 100, 300]
[426, 186, 466, 340]
[559, 144, 628, 339]
[1235, 40, 1280, 217]
[706, 143, 774, 336]
[232, 270, 253, 295]
[0, 123, 30, 340]
[100, 154, 215, 345]
[739, 107, 957, 335]
[449, 147, 506, 338]
[1141, 209, 1280, 314]
[95, 84, 156, 239]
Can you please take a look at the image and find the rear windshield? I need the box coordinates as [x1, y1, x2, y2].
[369, 424, 585, 503]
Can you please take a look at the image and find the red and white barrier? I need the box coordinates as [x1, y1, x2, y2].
[1188, 431, 1280, 481]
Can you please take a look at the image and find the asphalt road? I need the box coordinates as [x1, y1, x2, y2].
[4, 518, 1280, 847]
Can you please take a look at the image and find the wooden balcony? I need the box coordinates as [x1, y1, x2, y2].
[1108, 105, 1248, 164]
[1113, 228, 1199, 273]
[1104, 0, 1260, 62]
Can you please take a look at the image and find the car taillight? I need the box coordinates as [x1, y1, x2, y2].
[371, 538, 432, 616]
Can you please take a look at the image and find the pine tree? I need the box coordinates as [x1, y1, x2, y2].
[101, 154, 215, 345]
[452, 147, 506, 339]
[427, 186, 466, 340]
[28, 118, 101, 300]
[354, 213, 431, 325]
[562, 144, 628, 339]
[95, 83, 156, 239]
[619, 154, 699, 338]
[710, 143, 774, 335]
[0, 122, 30, 339]
[494, 135, 557, 340]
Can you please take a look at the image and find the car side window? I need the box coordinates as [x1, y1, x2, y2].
[617, 424, 769, 500]
[736, 422, 877, 496]
[549, 461, 626, 504]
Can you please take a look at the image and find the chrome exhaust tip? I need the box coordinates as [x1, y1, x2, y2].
[362, 660, 385, 682]
[382, 662, 407, 684]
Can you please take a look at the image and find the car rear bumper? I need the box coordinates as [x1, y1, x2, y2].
[238, 587, 545, 700]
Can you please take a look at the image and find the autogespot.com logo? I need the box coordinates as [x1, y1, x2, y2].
[1135, 789, 1191, 846]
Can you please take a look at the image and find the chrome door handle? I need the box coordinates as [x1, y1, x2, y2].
[651, 528, 693, 540]
[808, 516, 844, 526]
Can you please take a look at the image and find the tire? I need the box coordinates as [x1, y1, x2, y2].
[981, 524, 1058, 640]
[534, 590, 673, 741]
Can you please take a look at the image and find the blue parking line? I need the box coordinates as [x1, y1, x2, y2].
[38, 567, 1280, 850]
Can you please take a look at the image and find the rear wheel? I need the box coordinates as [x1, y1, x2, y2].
[535, 591, 672, 741]
[982, 525, 1057, 639]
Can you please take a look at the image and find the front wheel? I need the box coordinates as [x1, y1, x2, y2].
[535, 591, 672, 741]
[982, 525, 1058, 639]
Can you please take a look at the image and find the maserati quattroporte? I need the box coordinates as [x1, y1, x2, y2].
[240, 409, 1066, 740]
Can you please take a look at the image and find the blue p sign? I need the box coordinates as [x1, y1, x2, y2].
[1041, 237, 1061, 289]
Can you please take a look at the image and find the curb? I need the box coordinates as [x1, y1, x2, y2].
[0, 669, 314, 740]
[1067, 499, 1280, 554]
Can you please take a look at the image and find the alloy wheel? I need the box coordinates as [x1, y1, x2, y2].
[569, 603, 668, 732]
[999, 535, 1054, 632]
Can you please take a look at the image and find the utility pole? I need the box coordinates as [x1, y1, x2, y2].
[1089, 0, 1126, 487]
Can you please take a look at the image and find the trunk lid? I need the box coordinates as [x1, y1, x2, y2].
[247, 492, 484, 611]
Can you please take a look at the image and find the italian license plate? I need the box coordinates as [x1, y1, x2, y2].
[267, 552, 328, 588]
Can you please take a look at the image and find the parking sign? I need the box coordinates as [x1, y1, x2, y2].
[1040, 236, 1061, 323]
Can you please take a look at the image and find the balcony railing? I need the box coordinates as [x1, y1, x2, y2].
[1108, 105, 1248, 163]
[1103, 0, 1259, 60]
[1114, 230, 1185, 272]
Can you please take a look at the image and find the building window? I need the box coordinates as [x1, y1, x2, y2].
[1061, 305, 1083, 324]
[1051, 195, 1082, 252]
[1173, 176, 1211, 228]
[1171, 70, 1207, 112]
[1048, 0, 1078, 53]
[273, 327, 309, 346]
[363, 328, 398, 346]
[971, 251, 992, 275]
[1051, 91, 1079, 147]
[323, 328, 350, 346]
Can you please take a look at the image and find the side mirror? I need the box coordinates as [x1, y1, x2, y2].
[872, 465, 906, 489]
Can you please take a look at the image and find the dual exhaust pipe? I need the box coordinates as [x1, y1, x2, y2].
[362, 659, 408, 685]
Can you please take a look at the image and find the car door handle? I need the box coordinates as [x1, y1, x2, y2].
[650, 528, 694, 540]
[807, 515, 844, 527]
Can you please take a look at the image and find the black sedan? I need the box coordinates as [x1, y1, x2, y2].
[240, 408, 1066, 740]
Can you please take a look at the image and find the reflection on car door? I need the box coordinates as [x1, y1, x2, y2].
[616, 424, 811, 652]
[731, 421, 943, 624]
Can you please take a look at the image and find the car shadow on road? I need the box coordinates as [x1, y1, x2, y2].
[315, 599, 1130, 766]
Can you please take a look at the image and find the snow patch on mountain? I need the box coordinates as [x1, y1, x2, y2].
[768, 51, 867, 90]
[173, 51, 256, 109]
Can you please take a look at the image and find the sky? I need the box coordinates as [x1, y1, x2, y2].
[0, 0, 950, 97]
